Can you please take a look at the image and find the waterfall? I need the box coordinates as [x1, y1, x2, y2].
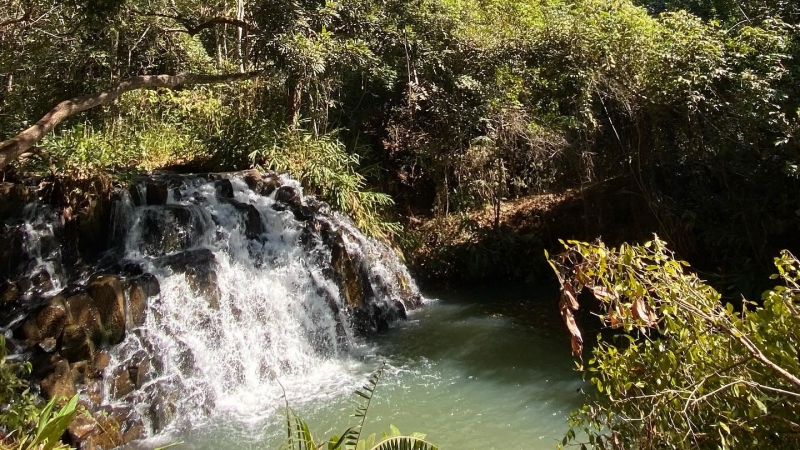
[2, 171, 421, 444]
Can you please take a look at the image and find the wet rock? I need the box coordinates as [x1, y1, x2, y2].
[393, 300, 408, 320]
[292, 204, 315, 222]
[70, 360, 89, 385]
[37, 338, 59, 353]
[60, 324, 95, 362]
[85, 378, 103, 405]
[215, 179, 234, 199]
[226, 199, 263, 239]
[17, 270, 54, 296]
[242, 169, 281, 196]
[138, 206, 202, 256]
[91, 350, 111, 376]
[127, 353, 152, 389]
[41, 358, 76, 400]
[275, 185, 301, 206]
[87, 275, 126, 344]
[129, 184, 145, 207]
[70, 405, 145, 450]
[112, 366, 133, 399]
[66, 409, 98, 444]
[30, 353, 62, 380]
[0, 183, 32, 221]
[148, 390, 178, 433]
[0, 281, 20, 304]
[126, 280, 148, 327]
[21, 302, 67, 342]
[186, 268, 220, 310]
[77, 196, 113, 256]
[145, 181, 169, 205]
[138, 273, 161, 297]
[328, 232, 372, 309]
[64, 292, 104, 344]
[154, 248, 215, 273]
[0, 225, 25, 280]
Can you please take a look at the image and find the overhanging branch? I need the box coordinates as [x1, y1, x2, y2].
[0, 71, 261, 171]
[128, 8, 260, 36]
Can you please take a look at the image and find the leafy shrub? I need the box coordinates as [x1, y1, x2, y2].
[0, 336, 78, 450]
[548, 237, 800, 449]
[250, 128, 401, 240]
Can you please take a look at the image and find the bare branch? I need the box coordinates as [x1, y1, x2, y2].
[0, 71, 261, 170]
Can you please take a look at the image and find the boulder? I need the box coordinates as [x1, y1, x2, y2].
[138, 273, 161, 297]
[328, 232, 372, 309]
[275, 185, 301, 207]
[40, 358, 76, 400]
[145, 181, 169, 205]
[64, 292, 104, 344]
[226, 200, 263, 239]
[154, 248, 215, 273]
[85, 378, 103, 405]
[0, 281, 20, 304]
[69, 405, 145, 450]
[87, 275, 126, 344]
[21, 302, 67, 342]
[126, 281, 148, 328]
[60, 324, 94, 362]
[214, 179, 234, 199]
[18, 270, 54, 296]
[242, 169, 281, 196]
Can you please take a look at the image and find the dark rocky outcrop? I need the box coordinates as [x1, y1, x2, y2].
[1, 169, 422, 449]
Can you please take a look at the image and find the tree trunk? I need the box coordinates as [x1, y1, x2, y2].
[286, 76, 302, 129]
[237, 0, 245, 73]
[0, 71, 261, 171]
[215, 28, 223, 67]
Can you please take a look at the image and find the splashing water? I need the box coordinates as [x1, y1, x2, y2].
[104, 172, 419, 434]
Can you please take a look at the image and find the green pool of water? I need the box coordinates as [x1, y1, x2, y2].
[138, 283, 585, 450]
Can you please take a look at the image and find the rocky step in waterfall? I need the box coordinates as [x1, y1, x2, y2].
[0, 170, 422, 449]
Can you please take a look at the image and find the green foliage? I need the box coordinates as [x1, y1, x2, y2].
[22, 395, 80, 450]
[0, 336, 38, 435]
[0, 337, 78, 450]
[548, 237, 800, 449]
[280, 364, 438, 450]
[249, 128, 401, 240]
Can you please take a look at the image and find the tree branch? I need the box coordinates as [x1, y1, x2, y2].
[128, 8, 260, 36]
[0, 71, 261, 171]
[186, 17, 260, 36]
[0, 6, 33, 28]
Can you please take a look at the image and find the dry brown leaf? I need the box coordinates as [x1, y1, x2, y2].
[560, 301, 584, 360]
[589, 285, 616, 302]
[562, 283, 580, 311]
[571, 335, 583, 360]
[632, 297, 657, 326]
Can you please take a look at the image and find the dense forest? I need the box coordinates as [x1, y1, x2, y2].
[1, 0, 799, 448]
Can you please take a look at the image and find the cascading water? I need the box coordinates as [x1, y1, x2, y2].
[1, 170, 422, 447]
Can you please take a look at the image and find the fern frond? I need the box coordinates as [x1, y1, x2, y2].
[368, 436, 439, 450]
